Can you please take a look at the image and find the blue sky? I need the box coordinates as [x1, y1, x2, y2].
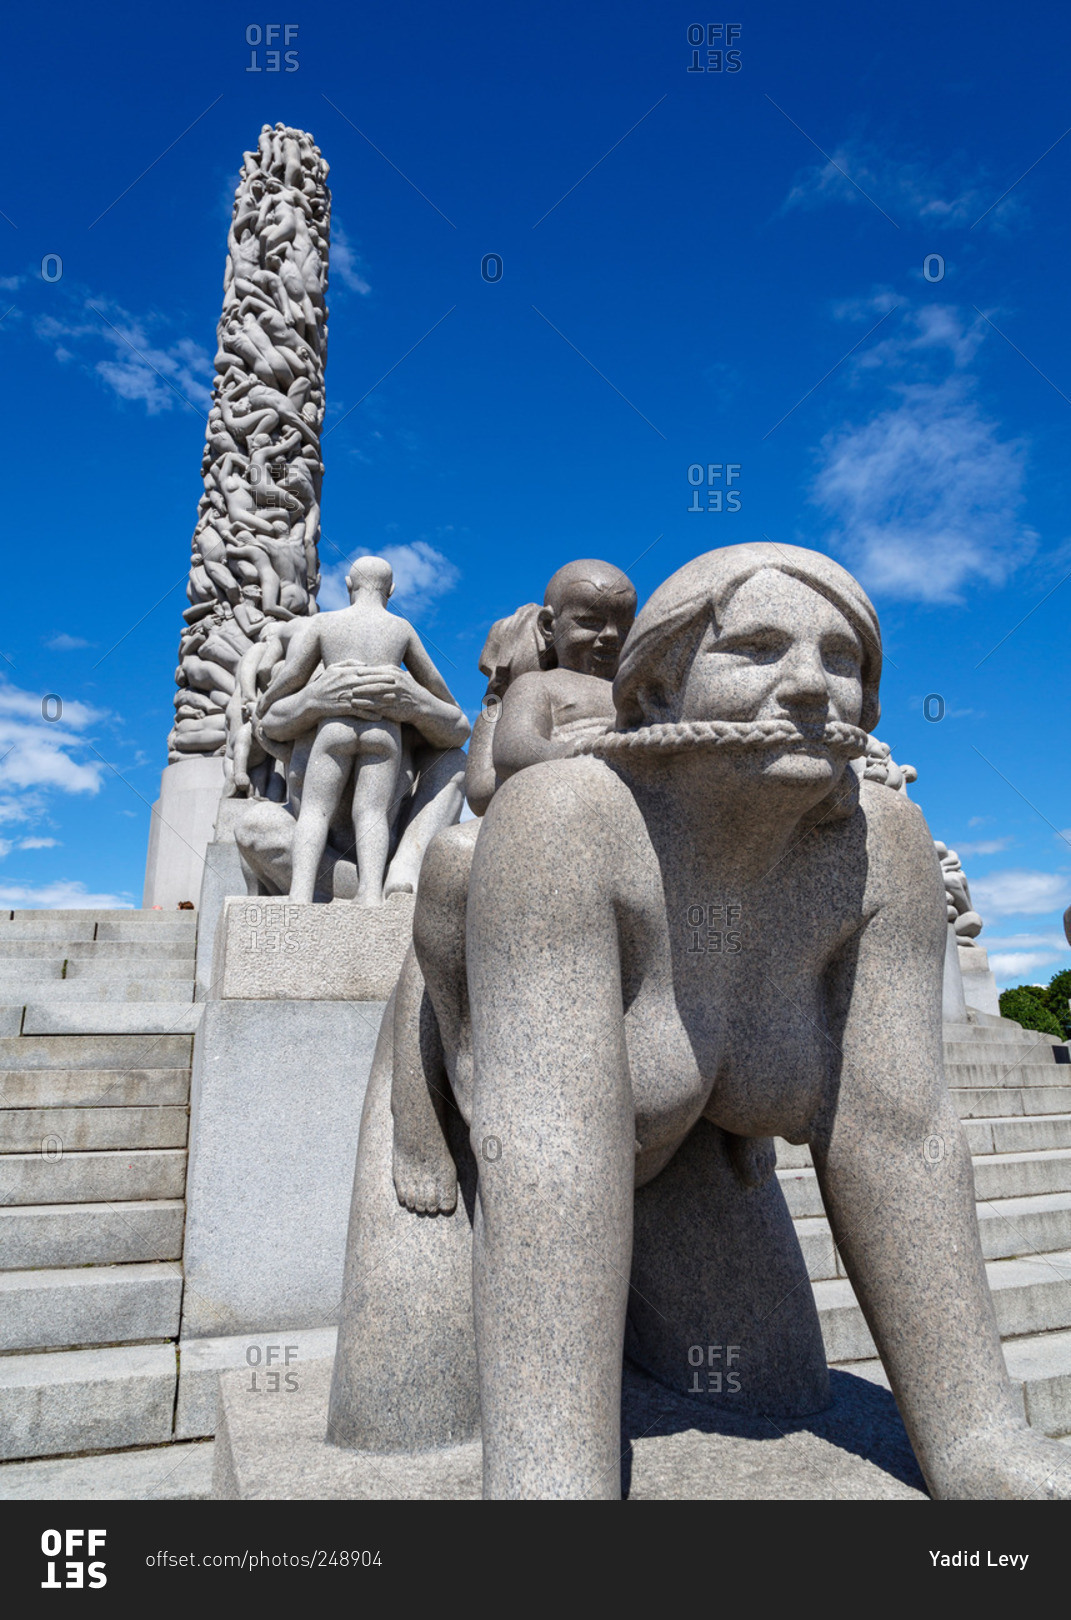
[1, 0, 1069, 988]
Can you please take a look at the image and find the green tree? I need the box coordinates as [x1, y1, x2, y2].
[1042, 968, 1071, 1040]
[999, 985, 1064, 1039]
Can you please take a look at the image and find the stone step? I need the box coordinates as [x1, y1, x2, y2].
[0, 1105, 188, 1153]
[64, 958, 196, 981]
[835, 1329, 1071, 1439]
[0, 961, 63, 981]
[0, 1342, 177, 1461]
[0, 1199, 184, 1270]
[779, 1150, 1071, 1219]
[0, 980, 195, 1003]
[944, 1060, 1070, 1089]
[814, 1249, 1071, 1363]
[0, 1261, 183, 1352]
[95, 922, 196, 944]
[19, 1004, 203, 1036]
[944, 1037, 1065, 1064]
[0, 1068, 190, 1108]
[176, 1325, 339, 1439]
[944, 1019, 1048, 1045]
[0, 940, 196, 961]
[3, 909, 194, 927]
[793, 1194, 1071, 1282]
[776, 1118, 1071, 1172]
[0, 1147, 186, 1206]
[0, 1034, 192, 1069]
[968, 1115, 1071, 1155]
[0, 1439, 214, 1500]
[952, 1085, 1071, 1119]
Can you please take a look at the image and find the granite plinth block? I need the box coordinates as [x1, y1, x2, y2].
[195, 836, 251, 1002]
[180, 998, 384, 1338]
[143, 756, 226, 911]
[213, 1356, 927, 1501]
[960, 946, 1001, 1019]
[214, 894, 415, 1001]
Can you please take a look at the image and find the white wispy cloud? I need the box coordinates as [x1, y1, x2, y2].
[989, 950, 1066, 983]
[948, 837, 1014, 859]
[969, 868, 1071, 919]
[17, 837, 59, 850]
[46, 633, 93, 651]
[0, 879, 133, 910]
[330, 221, 372, 295]
[782, 140, 1022, 231]
[319, 538, 460, 616]
[0, 680, 108, 818]
[810, 305, 1037, 602]
[36, 298, 213, 416]
[983, 931, 1070, 952]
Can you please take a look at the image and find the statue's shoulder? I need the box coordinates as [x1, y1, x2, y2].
[484, 754, 638, 851]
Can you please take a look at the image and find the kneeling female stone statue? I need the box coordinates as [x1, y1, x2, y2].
[329, 542, 1071, 1501]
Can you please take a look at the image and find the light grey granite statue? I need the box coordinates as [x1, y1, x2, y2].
[254, 557, 460, 905]
[169, 124, 331, 766]
[329, 541, 1071, 1501]
[234, 610, 469, 901]
[935, 841, 984, 948]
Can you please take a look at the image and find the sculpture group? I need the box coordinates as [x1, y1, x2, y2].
[162, 125, 1068, 1502]
[170, 124, 331, 763]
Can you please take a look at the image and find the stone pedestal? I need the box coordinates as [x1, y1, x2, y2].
[194, 801, 255, 1002]
[959, 945, 1001, 1019]
[180, 997, 387, 1339]
[180, 895, 414, 1341]
[213, 892, 416, 1001]
[143, 757, 227, 910]
[212, 1357, 926, 1501]
[942, 921, 968, 1023]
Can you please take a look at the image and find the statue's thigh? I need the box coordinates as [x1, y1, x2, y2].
[328, 987, 480, 1452]
[627, 1120, 830, 1419]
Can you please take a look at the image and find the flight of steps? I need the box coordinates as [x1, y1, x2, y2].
[0, 908, 211, 1498]
[777, 1009, 1071, 1439]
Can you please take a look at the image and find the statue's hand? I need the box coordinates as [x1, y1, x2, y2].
[341, 665, 430, 726]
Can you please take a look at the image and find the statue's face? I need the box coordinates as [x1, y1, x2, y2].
[677, 569, 864, 777]
[543, 578, 637, 679]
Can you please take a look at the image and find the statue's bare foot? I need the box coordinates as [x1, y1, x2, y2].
[384, 861, 420, 899]
[726, 1132, 777, 1189]
[935, 1425, 1071, 1500]
[392, 1141, 458, 1215]
[233, 771, 251, 794]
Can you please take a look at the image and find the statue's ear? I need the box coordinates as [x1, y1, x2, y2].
[388, 581, 395, 599]
[536, 605, 555, 646]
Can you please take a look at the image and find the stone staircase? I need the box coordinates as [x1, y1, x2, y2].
[776, 1009, 1071, 1439]
[0, 908, 212, 1497]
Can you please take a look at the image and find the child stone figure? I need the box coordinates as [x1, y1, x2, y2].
[258, 555, 456, 906]
[391, 557, 638, 1212]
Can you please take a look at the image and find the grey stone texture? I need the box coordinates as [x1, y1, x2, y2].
[0, 1439, 214, 1500]
[0, 1262, 182, 1353]
[143, 756, 227, 910]
[195, 835, 250, 1001]
[180, 997, 383, 1338]
[217, 1355, 926, 1500]
[0, 1199, 185, 1269]
[213, 894, 415, 1001]
[0, 1343, 177, 1461]
[176, 1325, 338, 1439]
[327, 543, 1071, 1500]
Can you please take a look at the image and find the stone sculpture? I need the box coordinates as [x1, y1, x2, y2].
[935, 841, 984, 947]
[169, 124, 331, 765]
[256, 557, 460, 905]
[329, 541, 1071, 1501]
[234, 581, 470, 900]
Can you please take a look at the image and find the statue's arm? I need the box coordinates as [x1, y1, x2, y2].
[402, 628, 458, 706]
[490, 672, 560, 780]
[811, 785, 1068, 1497]
[257, 620, 322, 712]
